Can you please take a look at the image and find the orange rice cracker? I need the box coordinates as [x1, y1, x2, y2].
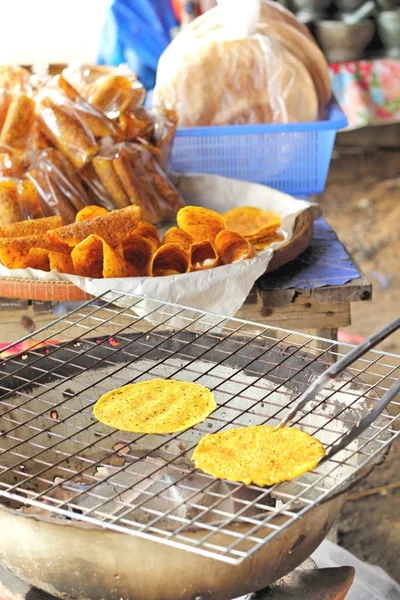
[214, 230, 255, 264]
[47, 205, 141, 248]
[149, 243, 190, 277]
[177, 206, 225, 242]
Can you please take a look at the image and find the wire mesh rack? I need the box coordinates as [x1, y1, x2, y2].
[0, 292, 399, 565]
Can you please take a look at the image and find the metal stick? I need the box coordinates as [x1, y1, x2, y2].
[321, 376, 400, 462]
[277, 316, 400, 431]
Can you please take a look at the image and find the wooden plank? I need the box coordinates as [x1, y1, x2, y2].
[258, 271, 372, 308]
[336, 124, 400, 148]
[0, 297, 29, 311]
[237, 298, 351, 331]
[309, 271, 372, 303]
[244, 285, 259, 305]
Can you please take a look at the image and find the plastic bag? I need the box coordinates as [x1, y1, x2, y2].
[27, 149, 90, 223]
[0, 91, 36, 149]
[312, 540, 400, 600]
[0, 178, 43, 225]
[0, 65, 30, 92]
[153, 0, 331, 127]
[90, 141, 184, 225]
[62, 65, 177, 168]
[0, 64, 182, 227]
[62, 64, 146, 119]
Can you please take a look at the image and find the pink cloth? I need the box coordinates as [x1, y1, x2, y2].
[329, 58, 400, 129]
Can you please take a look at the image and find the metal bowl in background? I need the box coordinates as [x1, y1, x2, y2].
[377, 9, 400, 57]
[316, 19, 375, 61]
[292, 0, 331, 22]
[336, 0, 365, 13]
[376, 0, 399, 8]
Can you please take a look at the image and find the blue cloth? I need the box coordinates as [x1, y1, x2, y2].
[97, 0, 178, 90]
[258, 218, 360, 290]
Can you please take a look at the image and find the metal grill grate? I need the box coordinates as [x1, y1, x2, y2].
[0, 292, 399, 565]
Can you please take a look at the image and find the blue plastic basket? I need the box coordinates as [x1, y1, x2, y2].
[169, 100, 347, 195]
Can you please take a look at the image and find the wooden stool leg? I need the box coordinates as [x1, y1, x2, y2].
[316, 327, 339, 363]
[304, 327, 339, 364]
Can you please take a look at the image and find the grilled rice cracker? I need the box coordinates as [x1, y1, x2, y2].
[0, 179, 23, 224]
[57, 74, 121, 139]
[192, 425, 325, 486]
[0, 234, 69, 269]
[132, 221, 160, 252]
[177, 206, 225, 242]
[49, 251, 75, 275]
[191, 240, 220, 271]
[214, 230, 255, 264]
[38, 98, 99, 169]
[92, 156, 131, 209]
[47, 205, 141, 248]
[0, 215, 62, 238]
[113, 148, 163, 223]
[122, 234, 154, 276]
[149, 243, 190, 277]
[256, 20, 331, 108]
[75, 205, 109, 222]
[0, 94, 35, 148]
[224, 206, 281, 238]
[85, 73, 145, 117]
[71, 234, 140, 279]
[17, 180, 44, 220]
[26, 248, 50, 271]
[93, 379, 216, 434]
[252, 231, 285, 251]
[162, 226, 193, 252]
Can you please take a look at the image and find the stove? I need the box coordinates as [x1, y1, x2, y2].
[0, 292, 398, 600]
[0, 560, 355, 600]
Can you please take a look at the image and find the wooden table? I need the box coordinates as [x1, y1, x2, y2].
[237, 217, 371, 342]
[0, 218, 371, 347]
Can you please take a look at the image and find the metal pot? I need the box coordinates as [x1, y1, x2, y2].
[316, 19, 375, 61]
[377, 9, 400, 57]
[376, 0, 399, 9]
[0, 327, 392, 600]
[336, 0, 365, 13]
[0, 498, 345, 600]
[292, 0, 331, 22]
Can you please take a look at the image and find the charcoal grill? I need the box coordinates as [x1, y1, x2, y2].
[0, 292, 398, 600]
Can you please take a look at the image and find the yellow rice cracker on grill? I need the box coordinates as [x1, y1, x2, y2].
[93, 379, 216, 434]
[192, 425, 325, 486]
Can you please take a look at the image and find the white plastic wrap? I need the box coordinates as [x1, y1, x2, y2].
[312, 540, 400, 600]
[153, 0, 331, 127]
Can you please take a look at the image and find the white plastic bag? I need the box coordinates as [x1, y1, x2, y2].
[216, 0, 261, 38]
[153, 0, 331, 127]
[312, 540, 400, 600]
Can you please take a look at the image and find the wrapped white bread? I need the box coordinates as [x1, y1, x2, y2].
[153, 0, 331, 127]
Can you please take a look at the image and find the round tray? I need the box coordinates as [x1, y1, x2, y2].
[0, 210, 313, 303]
